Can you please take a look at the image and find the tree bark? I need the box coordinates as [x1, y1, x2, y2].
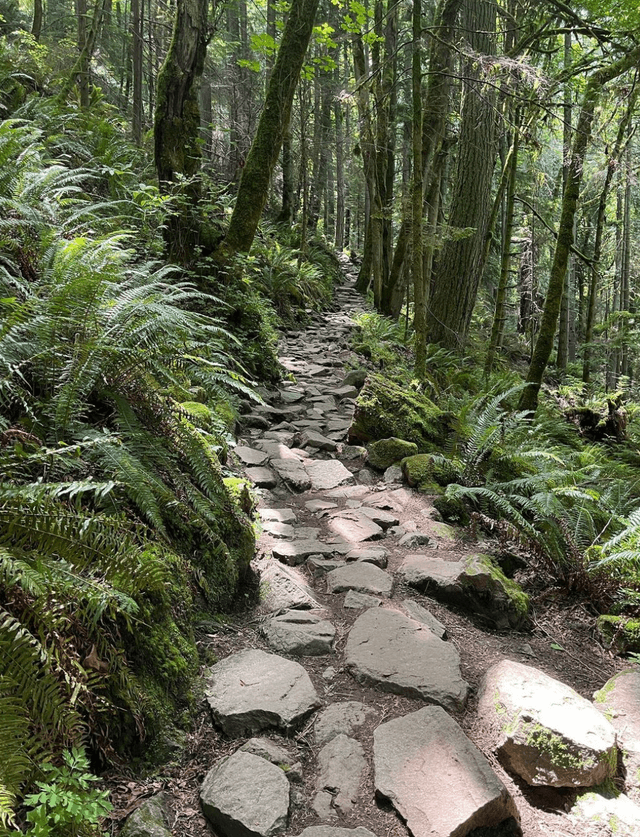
[220, 0, 320, 259]
[132, 0, 144, 145]
[519, 45, 640, 412]
[412, 0, 426, 377]
[31, 0, 43, 40]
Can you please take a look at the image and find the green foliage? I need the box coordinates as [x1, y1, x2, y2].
[23, 748, 112, 837]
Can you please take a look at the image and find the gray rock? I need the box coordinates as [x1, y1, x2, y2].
[305, 499, 338, 513]
[206, 649, 321, 736]
[341, 445, 367, 461]
[356, 469, 376, 486]
[262, 521, 296, 538]
[570, 787, 640, 837]
[374, 707, 519, 837]
[345, 547, 388, 568]
[359, 507, 399, 529]
[594, 670, 640, 799]
[322, 667, 337, 681]
[270, 459, 312, 492]
[331, 385, 359, 400]
[341, 369, 368, 389]
[328, 510, 384, 543]
[239, 738, 291, 766]
[256, 441, 304, 461]
[326, 563, 393, 597]
[313, 735, 367, 819]
[200, 751, 289, 837]
[345, 608, 469, 711]
[343, 590, 382, 610]
[296, 430, 339, 452]
[243, 414, 270, 430]
[292, 526, 321, 540]
[298, 828, 377, 837]
[120, 793, 172, 837]
[398, 553, 530, 630]
[260, 508, 298, 524]
[272, 540, 336, 566]
[478, 659, 617, 787]
[246, 467, 278, 488]
[383, 464, 403, 484]
[315, 701, 378, 746]
[398, 532, 431, 548]
[307, 557, 345, 578]
[280, 389, 305, 404]
[306, 460, 355, 490]
[235, 446, 269, 466]
[325, 485, 371, 499]
[262, 611, 336, 656]
[257, 560, 321, 612]
[401, 599, 447, 640]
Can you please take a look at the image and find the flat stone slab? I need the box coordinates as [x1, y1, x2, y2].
[401, 600, 447, 640]
[296, 430, 339, 451]
[260, 508, 298, 524]
[270, 459, 312, 492]
[262, 611, 336, 656]
[313, 735, 367, 819]
[328, 510, 384, 543]
[305, 499, 338, 513]
[570, 787, 640, 837]
[478, 659, 617, 787]
[256, 441, 305, 461]
[257, 560, 321, 612]
[235, 445, 269, 466]
[262, 521, 296, 538]
[325, 485, 371, 499]
[345, 608, 469, 711]
[307, 557, 345, 578]
[239, 738, 291, 765]
[343, 591, 381, 610]
[246, 467, 278, 488]
[272, 540, 336, 566]
[326, 563, 393, 597]
[374, 707, 519, 837]
[306, 460, 355, 490]
[201, 750, 289, 837]
[206, 649, 321, 736]
[359, 507, 399, 529]
[398, 532, 431, 547]
[345, 547, 388, 568]
[315, 701, 378, 746]
[594, 670, 640, 799]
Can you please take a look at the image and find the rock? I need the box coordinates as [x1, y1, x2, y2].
[367, 438, 419, 471]
[206, 649, 321, 736]
[305, 499, 339, 513]
[356, 468, 376, 485]
[298, 828, 377, 837]
[328, 510, 384, 543]
[263, 521, 296, 538]
[260, 508, 298, 524]
[345, 608, 469, 711]
[594, 670, 640, 799]
[358, 507, 399, 529]
[235, 446, 270, 467]
[313, 735, 367, 818]
[596, 615, 640, 654]
[401, 454, 460, 489]
[257, 559, 321, 612]
[433, 494, 470, 525]
[570, 787, 640, 837]
[280, 389, 305, 403]
[383, 465, 403, 484]
[325, 485, 371, 499]
[307, 557, 345, 578]
[246, 467, 278, 488]
[326, 563, 393, 597]
[341, 445, 367, 460]
[315, 701, 377, 746]
[349, 374, 454, 448]
[270, 459, 312, 492]
[345, 547, 388, 568]
[243, 414, 271, 430]
[120, 793, 172, 837]
[399, 553, 530, 630]
[397, 532, 431, 548]
[306, 460, 355, 490]
[374, 707, 519, 837]
[401, 600, 447, 640]
[272, 540, 337, 565]
[341, 369, 368, 388]
[261, 611, 336, 656]
[343, 590, 382, 610]
[331, 385, 359, 401]
[293, 526, 321, 540]
[240, 738, 291, 765]
[477, 659, 617, 787]
[200, 751, 289, 837]
[295, 430, 339, 452]
[256, 441, 305, 460]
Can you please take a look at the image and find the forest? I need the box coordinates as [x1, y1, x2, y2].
[1, 0, 640, 834]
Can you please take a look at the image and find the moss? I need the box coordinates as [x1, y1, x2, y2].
[523, 723, 593, 771]
[597, 615, 640, 654]
[368, 437, 419, 470]
[349, 374, 454, 448]
[401, 453, 461, 489]
[223, 476, 257, 517]
[433, 494, 470, 525]
[461, 554, 530, 629]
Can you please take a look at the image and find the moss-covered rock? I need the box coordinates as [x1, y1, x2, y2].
[401, 454, 461, 489]
[121, 793, 172, 837]
[349, 374, 454, 448]
[597, 615, 640, 654]
[367, 437, 419, 471]
[461, 554, 530, 629]
[433, 494, 470, 526]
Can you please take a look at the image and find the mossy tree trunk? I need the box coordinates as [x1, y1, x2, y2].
[412, 0, 425, 378]
[153, 0, 208, 263]
[218, 0, 320, 260]
[519, 45, 640, 413]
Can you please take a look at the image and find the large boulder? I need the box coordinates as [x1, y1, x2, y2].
[398, 553, 530, 630]
[200, 751, 290, 837]
[374, 707, 519, 837]
[348, 375, 454, 448]
[594, 670, 640, 800]
[345, 607, 469, 711]
[205, 649, 321, 736]
[367, 438, 419, 471]
[477, 660, 617, 787]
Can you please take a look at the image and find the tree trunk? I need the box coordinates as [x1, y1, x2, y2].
[519, 45, 640, 412]
[412, 0, 426, 377]
[132, 0, 144, 145]
[31, 0, 43, 39]
[59, 0, 106, 105]
[425, 0, 497, 349]
[220, 0, 320, 259]
[556, 31, 573, 376]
